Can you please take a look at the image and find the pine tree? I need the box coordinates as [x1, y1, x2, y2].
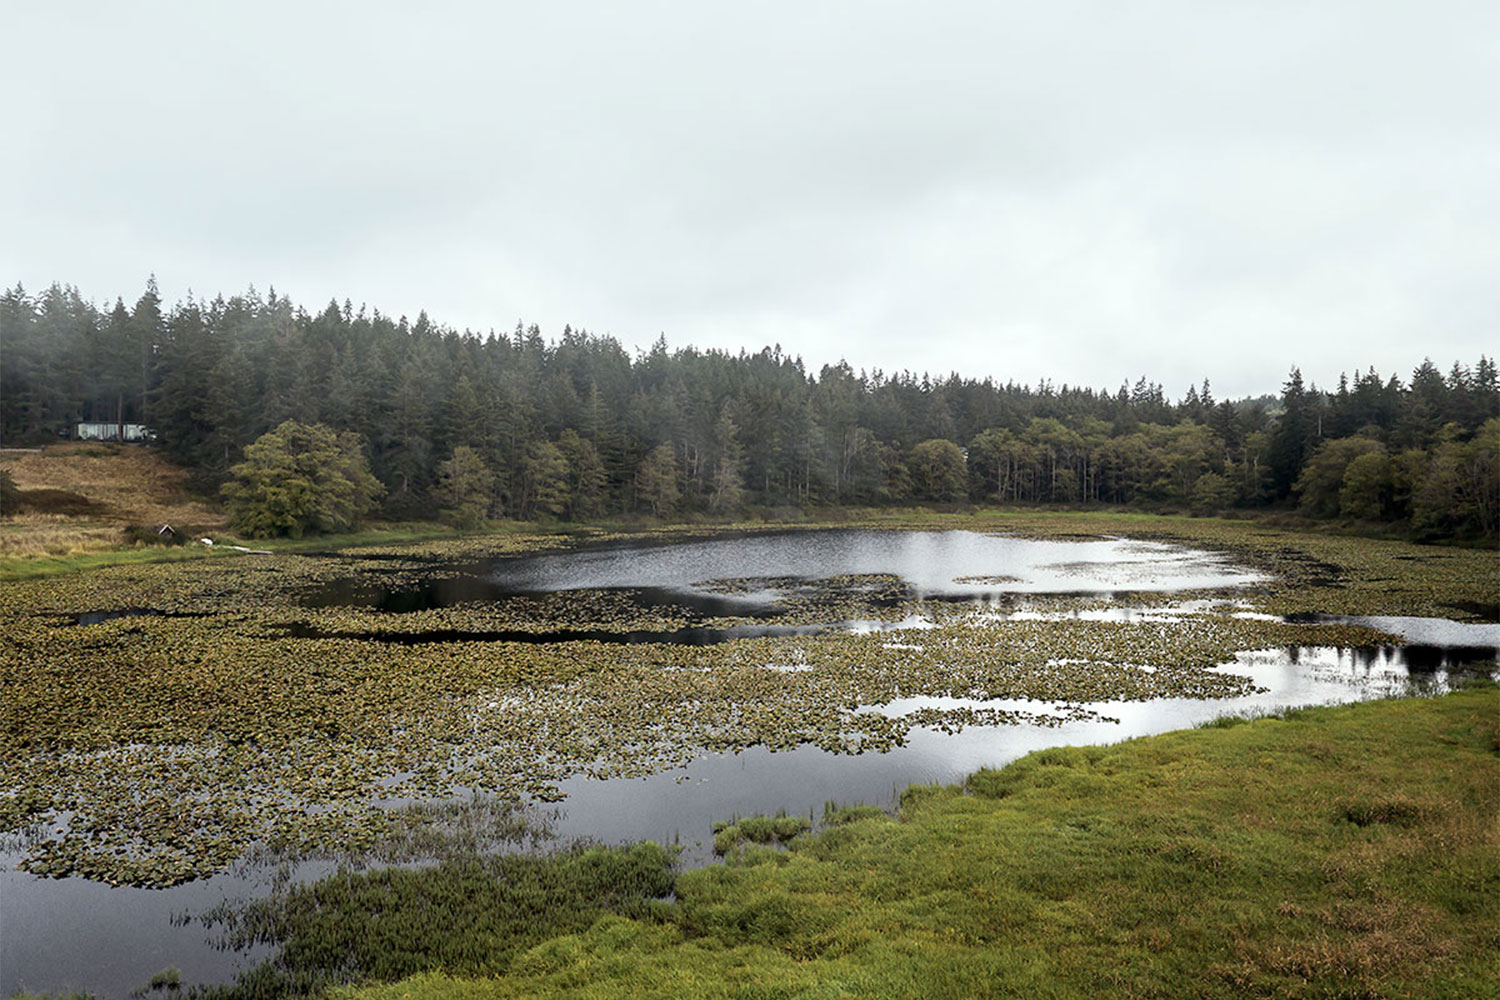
[558, 429, 607, 519]
[709, 409, 747, 513]
[1268, 368, 1313, 501]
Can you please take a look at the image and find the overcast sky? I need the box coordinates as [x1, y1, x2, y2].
[5, 1, 1496, 398]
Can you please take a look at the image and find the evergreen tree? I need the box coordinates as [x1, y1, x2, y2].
[558, 429, 607, 519]
[1401, 358, 1448, 446]
[129, 277, 163, 426]
[1268, 368, 1313, 501]
[380, 360, 437, 514]
[709, 408, 747, 513]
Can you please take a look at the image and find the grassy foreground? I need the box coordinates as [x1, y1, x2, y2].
[338, 689, 1499, 1000]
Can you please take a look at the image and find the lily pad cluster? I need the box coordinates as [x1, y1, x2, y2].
[1, 517, 1485, 887]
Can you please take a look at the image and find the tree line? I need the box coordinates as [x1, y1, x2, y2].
[1, 280, 1495, 539]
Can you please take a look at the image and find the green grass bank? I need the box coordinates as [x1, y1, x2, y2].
[336, 688, 1499, 1000]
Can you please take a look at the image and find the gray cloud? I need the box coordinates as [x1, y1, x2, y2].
[5, 1, 1495, 397]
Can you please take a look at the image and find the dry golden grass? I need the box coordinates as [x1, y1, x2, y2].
[0, 514, 125, 557]
[0, 443, 225, 557]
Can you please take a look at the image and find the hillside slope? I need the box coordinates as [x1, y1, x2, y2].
[0, 442, 225, 557]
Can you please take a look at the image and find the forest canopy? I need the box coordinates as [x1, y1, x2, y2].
[1, 280, 1495, 540]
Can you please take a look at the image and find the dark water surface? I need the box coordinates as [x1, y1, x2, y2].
[5, 531, 1495, 999]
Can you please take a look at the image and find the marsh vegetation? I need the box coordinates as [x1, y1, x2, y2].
[2, 513, 1495, 998]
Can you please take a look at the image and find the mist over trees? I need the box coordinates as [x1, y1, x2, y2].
[2, 280, 1496, 540]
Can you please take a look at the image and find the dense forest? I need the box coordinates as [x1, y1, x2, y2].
[1, 280, 1496, 540]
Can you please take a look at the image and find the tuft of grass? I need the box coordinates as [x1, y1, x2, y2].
[712, 812, 811, 855]
[1339, 795, 1430, 828]
[129, 966, 182, 997]
[821, 803, 888, 826]
[1193, 704, 1312, 729]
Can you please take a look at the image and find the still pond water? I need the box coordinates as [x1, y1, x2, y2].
[4, 530, 1496, 998]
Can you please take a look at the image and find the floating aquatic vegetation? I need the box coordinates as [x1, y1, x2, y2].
[0, 516, 1490, 886]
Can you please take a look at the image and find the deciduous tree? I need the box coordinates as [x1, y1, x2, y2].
[222, 421, 383, 538]
[434, 446, 494, 529]
[635, 444, 680, 516]
[909, 439, 966, 502]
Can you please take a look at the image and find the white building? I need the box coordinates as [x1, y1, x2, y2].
[74, 423, 155, 442]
